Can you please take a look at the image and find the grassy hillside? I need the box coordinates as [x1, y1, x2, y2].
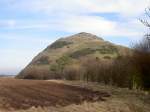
[16, 32, 130, 79]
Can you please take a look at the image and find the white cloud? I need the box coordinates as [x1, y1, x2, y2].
[0, 0, 147, 37]
[0, 20, 16, 28]
[0, 20, 53, 30]
[89, 0, 149, 17]
[4, 0, 148, 17]
[0, 15, 145, 39]
[58, 15, 135, 37]
[0, 33, 54, 45]
[60, 15, 116, 35]
[0, 0, 148, 38]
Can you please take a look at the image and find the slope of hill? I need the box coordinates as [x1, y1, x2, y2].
[16, 32, 129, 79]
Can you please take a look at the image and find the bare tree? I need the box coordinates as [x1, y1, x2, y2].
[132, 8, 150, 89]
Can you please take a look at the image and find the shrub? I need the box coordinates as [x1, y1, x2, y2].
[49, 55, 72, 79]
[132, 37, 150, 89]
[63, 65, 81, 80]
[103, 56, 111, 59]
[34, 55, 49, 65]
[78, 55, 138, 89]
[70, 48, 95, 58]
[18, 66, 51, 80]
[98, 45, 118, 54]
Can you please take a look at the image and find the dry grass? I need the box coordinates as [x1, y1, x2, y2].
[0, 79, 150, 112]
[0, 78, 109, 111]
[3, 98, 149, 112]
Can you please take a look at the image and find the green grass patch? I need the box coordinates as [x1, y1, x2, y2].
[70, 45, 118, 58]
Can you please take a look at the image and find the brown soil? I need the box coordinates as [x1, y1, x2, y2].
[0, 78, 110, 110]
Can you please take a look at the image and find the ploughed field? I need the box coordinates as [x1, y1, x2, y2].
[0, 78, 110, 110]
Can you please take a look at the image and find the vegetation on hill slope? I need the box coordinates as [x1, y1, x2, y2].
[17, 32, 128, 80]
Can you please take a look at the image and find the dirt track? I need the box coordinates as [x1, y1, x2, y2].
[0, 78, 110, 110]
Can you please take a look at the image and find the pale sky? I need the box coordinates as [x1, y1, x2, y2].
[0, 0, 149, 75]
